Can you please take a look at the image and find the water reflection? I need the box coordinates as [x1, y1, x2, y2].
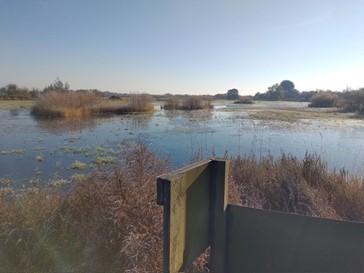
[9, 109, 19, 116]
[3, 105, 364, 185]
[32, 113, 154, 134]
[121, 113, 153, 130]
[34, 117, 98, 134]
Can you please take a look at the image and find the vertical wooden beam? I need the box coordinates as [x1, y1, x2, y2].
[209, 159, 229, 273]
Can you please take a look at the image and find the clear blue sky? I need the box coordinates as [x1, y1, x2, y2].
[1, 0, 364, 94]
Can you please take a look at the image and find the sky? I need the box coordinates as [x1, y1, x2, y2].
[1, 0, 364, 95]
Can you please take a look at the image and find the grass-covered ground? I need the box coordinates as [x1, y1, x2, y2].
[0, 100, 34, 109]
[2, 142, 364, 273]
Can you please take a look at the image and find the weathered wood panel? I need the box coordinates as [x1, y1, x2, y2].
[157, 159, 228, 273]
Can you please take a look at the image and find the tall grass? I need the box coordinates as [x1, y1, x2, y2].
[2, 145, 364, 272]
[32, 92, 154, 118]
[31, 91, 102, 118]
[231, 153, 364, 220]
[0, 142, 166, 273]
[163, 95, 211, 110]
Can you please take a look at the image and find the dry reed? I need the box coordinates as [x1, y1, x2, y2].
[2, 147, 364, 273]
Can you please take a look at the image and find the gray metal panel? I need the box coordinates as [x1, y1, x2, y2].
[226, 205, 364, 273]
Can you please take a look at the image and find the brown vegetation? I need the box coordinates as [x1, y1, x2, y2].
[2, 145, 364, 272]
[163, 95, 211, 110]
[339, 88, 364, 115]
[234, 96, 254, 104]
[0, 142, 167, 273]
[309, 92, 338, 108]
[31, 92, 153, 118]
[31, 91, 102, 118]
[231, 153, 364, 221]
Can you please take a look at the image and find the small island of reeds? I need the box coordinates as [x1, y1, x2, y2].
[31, 91, 153, 119]
[163, 95, 212, 110]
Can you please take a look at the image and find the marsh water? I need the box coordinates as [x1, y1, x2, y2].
[2, 101, 364, 186]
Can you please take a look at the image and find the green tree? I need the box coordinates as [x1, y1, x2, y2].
[226, 88, 239, 100]
[44, 78, 70, 92]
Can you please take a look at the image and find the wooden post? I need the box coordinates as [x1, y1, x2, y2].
[157, 159, 229, 273]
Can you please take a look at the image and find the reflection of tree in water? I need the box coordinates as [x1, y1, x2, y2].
[33, 117, 98, 134]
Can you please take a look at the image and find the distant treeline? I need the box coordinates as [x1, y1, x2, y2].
[254, 80, 316, 101]
[310, 88, 364, 115]
[3, 79, 364, 115]
[0, 84, 39, 100]
[0, 79, 104, 100]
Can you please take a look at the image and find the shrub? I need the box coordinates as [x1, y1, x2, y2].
[32, 92, 153, 118]
[234, 96, 254, 104]
[163, 96, 179, 110]
[126, 94, 154, 112]
[31, 91, 102, 118]
[163, 95, 211, 110]
[309, 92, 338, 108]
[339, 88, 364, 115]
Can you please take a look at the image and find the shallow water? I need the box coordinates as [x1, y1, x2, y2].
[2, 102, 364, 186]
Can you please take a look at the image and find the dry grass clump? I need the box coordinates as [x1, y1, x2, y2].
[0, 142, 167, 273]
[164, 95, 211, 110]
[339, 88, 364, 115]
[309, 92, 338, 108]
[31, 91, 102, 118]
[234, 96, 254, 104]
[230, 153, 364, 221]
[32, 92, 154, 118]
[95, 94, 154, 115]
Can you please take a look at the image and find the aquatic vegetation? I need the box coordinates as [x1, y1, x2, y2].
[71, 173, 87, 182]
[48, 178, 70, 188]
[94, 156, 116, 166]
[31, 91, 102, 118]
[71, 160, 87, 170]
[0, 178, 13, 187]
[163, 95, 212, 110]
[0, 149, 25, 155]
[31, 91, 153, 119]
[60, 145, 89, 154]
[95, 145, 108, 154]
[96, 94, 154, 115]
